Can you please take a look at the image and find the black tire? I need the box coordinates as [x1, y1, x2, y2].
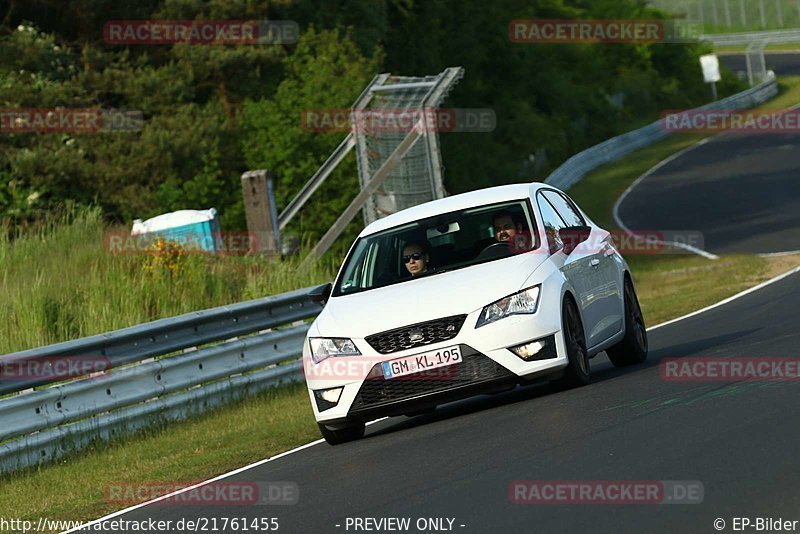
[552, 297, 591, 389]
[317, 421, 365, 445]
[606, 276, 648, 367]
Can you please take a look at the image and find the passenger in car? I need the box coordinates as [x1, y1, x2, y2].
[492, 210, 532, 254]
[492, 211, 524, 243]
[402, 242, 430, 277]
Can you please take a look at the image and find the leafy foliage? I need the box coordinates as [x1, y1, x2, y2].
[0, 0, 742, 242]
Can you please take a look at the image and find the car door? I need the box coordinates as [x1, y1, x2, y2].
[536, 192, 601, 348]
[542, 190, 623, 347]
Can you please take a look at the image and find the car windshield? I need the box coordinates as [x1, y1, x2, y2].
[333, 199, 539, 296]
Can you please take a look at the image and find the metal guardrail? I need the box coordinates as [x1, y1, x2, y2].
[701, 29, 800, 84]
[701, 29, 800, 47]
[0, 70, 781, 476]
[544, 73, 778, 191]
[0, 285, 324, 475]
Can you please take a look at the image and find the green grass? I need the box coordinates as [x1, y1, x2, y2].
[570, 148, 788, 324]
[0, 383, 319, 524]
[3, 77, 800, 533]
[622, 254, 780, 325]
[567, 75, 800, 231]
[568, 74, 800, 324]
[716, 43, 800, 54]
[649, 0, 800, 34]
[755, 75, 800, 109]
[568, 135, 706, 229]
[0, 207, 337, 354]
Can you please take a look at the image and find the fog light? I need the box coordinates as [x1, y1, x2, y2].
[313, 387, 343, 411]
[320, 387, 343, 404]
[510, 336, 556, 361]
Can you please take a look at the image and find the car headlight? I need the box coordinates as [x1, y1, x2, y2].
[476, 285, 541, 328]
[309, 338, 362, 364]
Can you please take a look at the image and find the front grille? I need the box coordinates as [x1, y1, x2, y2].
[365, 315, 467, 354]
[350, 347, 514, 412]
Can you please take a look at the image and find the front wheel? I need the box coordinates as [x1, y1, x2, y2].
[606, 277, 648, 367]
[552, 298, 591, 389]
[318, 421, 365, 445]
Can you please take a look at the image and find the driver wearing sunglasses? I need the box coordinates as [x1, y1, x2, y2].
[402, 242, 430, 277]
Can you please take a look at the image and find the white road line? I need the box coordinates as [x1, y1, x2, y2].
[61, 418, 387, 533]
[613, 102, 800, 260]
[647, 264, 800, 332]
[62, 263, 800, 532]
[758, 250, 800, 258]
[716, 50, 800, 56]
[612, 137, 720, 260]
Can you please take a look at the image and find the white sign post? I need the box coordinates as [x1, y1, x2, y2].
[700, 53, 722, 100]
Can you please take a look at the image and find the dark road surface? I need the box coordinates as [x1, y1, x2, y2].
[80, 269, 800, 534]
[615, 54, 800, 255]
[72, 68, 800, 532]
[720, 52, 800, 76]
[615, 132, 800, 254]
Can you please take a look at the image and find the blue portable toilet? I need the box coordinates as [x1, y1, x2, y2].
[131, 208, 221, 253]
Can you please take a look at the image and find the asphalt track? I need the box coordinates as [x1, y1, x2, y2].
[615, 131, 800, 254]
[720, 52, 800, 76]
[79, 268, 800, 534]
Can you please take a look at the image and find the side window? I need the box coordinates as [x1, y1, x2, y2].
[536, 194, 568, 254]
[338, 240, 368, 292]
[372, 238, 398, 284]
[361, 241, 379, 287]
[542, 191, 584, 228]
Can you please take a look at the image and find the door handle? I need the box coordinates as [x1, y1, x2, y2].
[590, 258, 600, 268]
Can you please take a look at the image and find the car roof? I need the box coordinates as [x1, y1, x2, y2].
[360, 183, 550, 237]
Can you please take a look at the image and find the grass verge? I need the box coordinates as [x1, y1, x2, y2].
[568, 75, 800, 324]
[2, 77, 800, 531]
[568, 74, 800, 229]
[715, 44, 800, 54]
[0, 207, 337, 354]
[0, 383, 319, 524]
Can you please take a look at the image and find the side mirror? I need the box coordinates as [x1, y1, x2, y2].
[308, 282, 333, 306]
[558, 226, 591, 255]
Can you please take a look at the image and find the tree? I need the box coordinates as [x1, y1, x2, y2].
[240, 26, 382, 243]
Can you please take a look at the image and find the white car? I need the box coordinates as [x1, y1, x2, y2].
[304, 183, 647, 445]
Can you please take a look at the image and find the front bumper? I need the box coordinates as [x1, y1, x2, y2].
[347, 344, 516, 419]
[304, 304, 569, 424]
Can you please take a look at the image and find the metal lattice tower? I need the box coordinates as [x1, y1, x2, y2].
[278, 67, 464, 262]
[746, 41, 769, 85]
[352, 68, 464, 224]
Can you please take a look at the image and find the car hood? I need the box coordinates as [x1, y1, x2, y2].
[315, 252, 548, 339]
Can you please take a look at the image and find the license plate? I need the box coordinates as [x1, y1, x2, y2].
[381, 345, 462, 379]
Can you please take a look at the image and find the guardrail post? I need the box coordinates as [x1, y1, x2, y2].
[544, 75, 778, 191]
[242, 169, 281, 255]
[0, 284, 322, 474]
